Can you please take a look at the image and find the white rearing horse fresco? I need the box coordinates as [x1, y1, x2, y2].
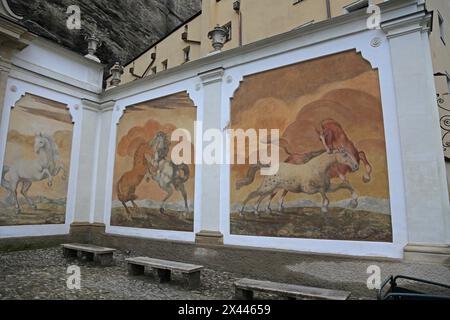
[1, 133, 67, 213]
[145, 132, 191, 214]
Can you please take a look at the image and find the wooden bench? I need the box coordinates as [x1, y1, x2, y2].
[126, 257, 204, 289]
[234, 278, 351, 300]
[61, 243, 116, 266]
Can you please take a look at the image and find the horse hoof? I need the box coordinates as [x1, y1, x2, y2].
[160, 208, 165, 214]
[321, 208, 329, 213]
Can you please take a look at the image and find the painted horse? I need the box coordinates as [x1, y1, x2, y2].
[236, 149, 359, 215]
[117, 141, 155, 217]
[1, 133, 66, 213]
[145, 132, 191, 214]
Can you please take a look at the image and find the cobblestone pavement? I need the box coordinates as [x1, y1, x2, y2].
[3, 247, 448, 300]
[0, 247, 241, 300]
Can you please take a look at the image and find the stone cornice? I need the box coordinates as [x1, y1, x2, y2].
[0, 16, 36, 62]
[381, 11, 432, 39]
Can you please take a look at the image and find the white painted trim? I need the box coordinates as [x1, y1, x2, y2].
[0, 79, 82, 238]
[219, 29, 408, 259]
[103, 77, 203, 242]
[106, 226, 195, 242]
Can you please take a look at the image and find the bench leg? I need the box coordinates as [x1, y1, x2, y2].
[128, 263, 145, 276]
[95, 253, 114, 266]
[185, 271, 201, 290]
[156, 269, 171, 283]
[62, 248, 77, 258]
[235, 288, 254, 300]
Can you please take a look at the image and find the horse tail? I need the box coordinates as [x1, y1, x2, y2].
[236, 163, 264, 190]
[358, 151, 372, 183]
[117, 177, 125, 201]
[174, 163, 190, 185]
[1, 166, 11, 191]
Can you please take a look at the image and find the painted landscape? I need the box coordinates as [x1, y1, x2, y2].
[0, 94, 72, 226]
[230, 50, 393, 242]
[110, 91, 196, 232]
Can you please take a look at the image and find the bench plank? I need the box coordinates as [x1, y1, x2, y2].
[62, 243, 116, 254]
[126, 257, 203, 273]
[235, 279, 351, 300]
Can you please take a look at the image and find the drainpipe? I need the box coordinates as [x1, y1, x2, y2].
[326, 0, 331, 19]
[233, 0, 243, 46]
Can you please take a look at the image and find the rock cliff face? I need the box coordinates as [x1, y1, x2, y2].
[8, 0, 201, 65]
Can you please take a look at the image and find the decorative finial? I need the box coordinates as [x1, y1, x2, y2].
[207, 24, 228, 52]
[110, 62, 124, 87]
[84, 31, 101, 63]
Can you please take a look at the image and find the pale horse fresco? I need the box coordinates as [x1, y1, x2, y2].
[145, 132, 191, 214]
[1, 133, 67, 213]
[236, 149, 359, 215]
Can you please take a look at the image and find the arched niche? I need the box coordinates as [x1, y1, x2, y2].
[228, 49, 392, 243]
[0, 93, 74, 226]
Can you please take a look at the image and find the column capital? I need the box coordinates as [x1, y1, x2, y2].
[198, 67, 225, 85]
[81, 99, 116, 113]
[0, 57, 11, 72]
[381, 11, 432, 39]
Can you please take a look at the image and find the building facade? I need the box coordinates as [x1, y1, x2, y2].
[111, 0, 449, 92]
[0, 0, 449, 273]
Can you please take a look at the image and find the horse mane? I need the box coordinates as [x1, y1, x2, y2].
[40, 134, 60, 161]
[154, 132, 171, 160]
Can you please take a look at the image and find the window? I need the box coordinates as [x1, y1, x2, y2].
[183, 46, 190, 62]
[438, 12, 446, 45]
[343, 0, 369, 13]
[162, 60, 168, 71]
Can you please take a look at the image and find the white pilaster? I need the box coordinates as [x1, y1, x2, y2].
[382, 11, 450, 250]
[71, 100, 116, 226]
[196, 67, 225, 245]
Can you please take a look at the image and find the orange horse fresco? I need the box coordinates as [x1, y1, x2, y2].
[117, 142, 156, 216]
[315, 119, 372, 183]
[282, 119, 372, 183]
